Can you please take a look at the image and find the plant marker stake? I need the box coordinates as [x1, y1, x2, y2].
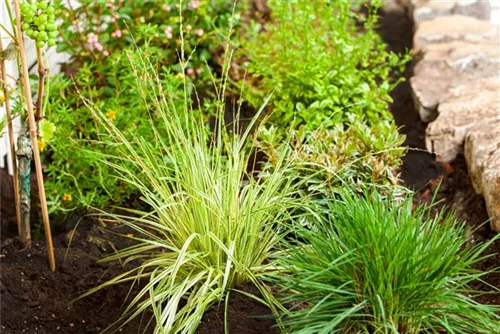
[16, 130, 32, 247]
[13, 0, 55, 271]
[0, 36, 22, 237]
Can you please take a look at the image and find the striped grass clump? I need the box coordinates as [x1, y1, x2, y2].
[78, 51, 305, 333]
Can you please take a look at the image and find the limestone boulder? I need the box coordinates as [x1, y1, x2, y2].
[465, 122, 500, 232]
[425, 76, 500, 162]
[414, 15, 499, 52]
[411, 41, 500, 122]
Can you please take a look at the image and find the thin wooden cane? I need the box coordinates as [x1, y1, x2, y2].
[13, 0, 55, 271]
[0, 36, 22, 237]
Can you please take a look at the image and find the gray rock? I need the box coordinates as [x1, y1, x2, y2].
[410, 40, 500, 122]
[412, 0, 490, 24]
[465, 122, 500, 232]
[414, 15, 499, 52]
[425, 76, 500, 162]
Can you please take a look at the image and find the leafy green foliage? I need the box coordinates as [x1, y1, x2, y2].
[38, 119, 56, 141]
[78, 53, 306, 333]
[43, 48, 190, 216]
[54, 0, 243, 86]
[44, 0, 245, 218]
[269, 190, 500, 333]
[240, 0, 409, 132]
[255, 115, 407, 209]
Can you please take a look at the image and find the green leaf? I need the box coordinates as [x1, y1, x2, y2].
[39, 119, 57, 141]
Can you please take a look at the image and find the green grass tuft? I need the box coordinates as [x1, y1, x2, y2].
[269, 190, 500, 334]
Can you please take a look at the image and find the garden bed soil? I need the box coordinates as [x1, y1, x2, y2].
[1, 3, 499, 334]
[0, 215, 278, 334]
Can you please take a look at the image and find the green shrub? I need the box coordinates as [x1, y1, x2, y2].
[43, 48, 191, 217]
[54, 0, 243, 86]
[77, 53, 306, 333]
[239, 0, 409, 133]
[269, 190, 500, 334]
[44, 0, 245, 218]
[255, 115, 407, 209]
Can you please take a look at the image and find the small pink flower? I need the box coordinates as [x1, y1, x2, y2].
[186, 68, 194, 75]
[194, 29, 204, 37]
[162, 4, 171, 11]
[111, 30, 122, 38]
[87, 32, 97, 43]
[189, 0, 200, 9]
[196, 68, 203, 74]
[103, 50, 110, 57]
[95, 42, 103, 51]
[164, 26, 173, 39]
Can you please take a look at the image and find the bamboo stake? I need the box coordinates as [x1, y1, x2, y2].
[34, 47, 46, 121]
[13, 0, 55, 272]
[0, 36, 22, 237]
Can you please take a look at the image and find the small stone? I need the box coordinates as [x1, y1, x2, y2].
[411, 39, 500, 123]
[69, 323, 74, 328]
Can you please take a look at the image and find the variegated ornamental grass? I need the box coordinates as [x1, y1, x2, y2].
[77, 52, 306, 333]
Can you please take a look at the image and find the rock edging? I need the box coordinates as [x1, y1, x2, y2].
[400, 0, 500, 231]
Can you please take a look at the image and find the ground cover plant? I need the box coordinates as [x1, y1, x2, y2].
[269, 190, 500, 333]
[255, 115, 407, 210]
[42, 0, 246, 219]
[76, 49, 308, 333]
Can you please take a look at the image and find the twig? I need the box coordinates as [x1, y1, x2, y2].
[0, 23, 17, 40]
[0, 35, 22, 237]
[35, 47, 46, 121]
[13, 0, 55, 272]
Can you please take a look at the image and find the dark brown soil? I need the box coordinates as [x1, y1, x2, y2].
[0, 210, 277, 334]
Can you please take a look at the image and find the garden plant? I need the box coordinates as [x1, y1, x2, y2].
[77, 50, 307, 333]
[0, 0, 498, 333]
[42, 0, 246, 219]
[1, 0, 57, 270]
[269, 190, 500, 333]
